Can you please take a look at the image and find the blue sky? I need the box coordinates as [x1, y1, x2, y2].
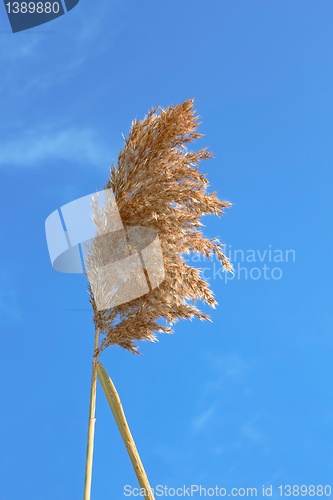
[0, 1, 332, 499]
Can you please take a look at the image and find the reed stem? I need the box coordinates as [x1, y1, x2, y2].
[97, 361, 155, 500]
[83, 325, 100, 500]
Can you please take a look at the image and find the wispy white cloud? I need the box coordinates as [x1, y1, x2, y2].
[0, 127, 116, 169]
[0, 1, 123, 94]
[0, 35, 41, 61]
[201, 351, 257, 398]
[191, 405, 216, 433]
[213, 413, 269, 461]
[206, 352, 249, 380]
[240, 413, 267, 444]
[220, 354, 248, 380]
[151, 443, 191, 466]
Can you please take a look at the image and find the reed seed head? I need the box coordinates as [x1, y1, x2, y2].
[85, 99, 232, 356]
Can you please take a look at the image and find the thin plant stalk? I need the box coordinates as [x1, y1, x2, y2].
[97, 362, 155, 500]
[83, 325, 100, 500]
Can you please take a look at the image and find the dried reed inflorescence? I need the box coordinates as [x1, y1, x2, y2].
[85, 99, 232, 356]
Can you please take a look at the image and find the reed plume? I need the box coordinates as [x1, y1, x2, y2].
[83, 98, 232, 500]
[85, 98, 232, 357]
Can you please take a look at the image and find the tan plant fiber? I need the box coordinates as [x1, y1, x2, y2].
[85, 98, 232, 356]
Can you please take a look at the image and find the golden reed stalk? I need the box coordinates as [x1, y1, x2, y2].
[83, 326, 99, 500]
[97, 362, 155, 500]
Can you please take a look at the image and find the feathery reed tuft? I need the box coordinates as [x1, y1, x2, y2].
[85, 99, 232, 356]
